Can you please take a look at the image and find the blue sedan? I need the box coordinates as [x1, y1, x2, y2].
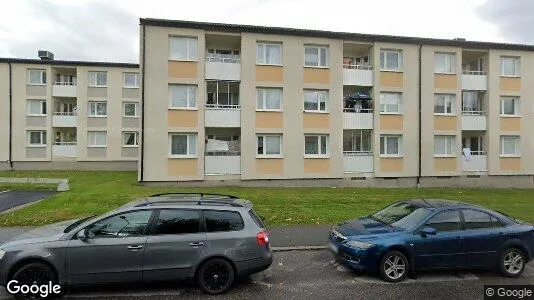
[329, 199, 534, 282]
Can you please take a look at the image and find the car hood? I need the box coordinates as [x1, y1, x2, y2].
[1, 219, 76, 248]
[334, 216, 403, 240]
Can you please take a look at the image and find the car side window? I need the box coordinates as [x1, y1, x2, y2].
[463, 209, 493, 230]
[490, 215, 505, 228]
[425, 210, 461, 232]
[152, 209, 201, 235]
[87, 210, 152, 238]
[204, 210, 244, 232]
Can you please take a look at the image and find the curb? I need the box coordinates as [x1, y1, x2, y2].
[272, 245, 327, 252]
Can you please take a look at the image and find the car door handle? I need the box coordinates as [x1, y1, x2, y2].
[127, 245, 143, 250]
[189, 242, 204, 247]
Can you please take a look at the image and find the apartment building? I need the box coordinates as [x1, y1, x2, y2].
[0, 53, 141, 170]
[138, 18, 534, 187]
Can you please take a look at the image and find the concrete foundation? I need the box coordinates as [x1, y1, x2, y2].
[8, 160, 138, 171]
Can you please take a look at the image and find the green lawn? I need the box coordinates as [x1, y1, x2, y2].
[0, 170, 533, 227]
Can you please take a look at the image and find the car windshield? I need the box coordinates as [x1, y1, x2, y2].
[371, 202, 432, 230]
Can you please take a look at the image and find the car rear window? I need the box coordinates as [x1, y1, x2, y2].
[152, 209, 201, 235]
[204, 210, 244, 232]
[248, 209, 265, 228]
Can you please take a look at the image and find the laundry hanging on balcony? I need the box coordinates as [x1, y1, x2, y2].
[343, 92, 372, 112]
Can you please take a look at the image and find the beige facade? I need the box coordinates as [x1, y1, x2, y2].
[0, 63, 9, 169]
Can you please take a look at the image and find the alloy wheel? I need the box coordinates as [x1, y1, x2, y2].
[503, 250, 524, 275]
[201, 262, 231, 293]
[384, 254, 406, 280]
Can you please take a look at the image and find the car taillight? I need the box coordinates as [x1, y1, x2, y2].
[257, 231, 269, 246]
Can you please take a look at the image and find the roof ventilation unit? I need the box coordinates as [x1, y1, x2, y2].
[38, 50, 54, 60]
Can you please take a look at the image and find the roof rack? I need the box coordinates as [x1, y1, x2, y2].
[149, 192, 238, 199]
[135, 199, 244, 207]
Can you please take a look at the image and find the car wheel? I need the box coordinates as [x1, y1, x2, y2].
[379, 250, 409, 283]
[499, 248, 525, 277]
[197, 258, 235, 295]
[11, 262, 59, 299]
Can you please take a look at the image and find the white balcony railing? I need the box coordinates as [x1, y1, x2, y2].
[205, 155, 241, 175]
[52, 143, 77, 157]
[462, 70, 486, 75]
[52, 113, 77, 127]
[343, 65, 373, 86]
[343, 110, 373, 129]
[52, 84, 77, 97]
[461, 71, 487, 90]
[205, 105, 241, 127]
[205, 57, 241, 81]
[462, 154, 487, 172]
[344, 151, 374, 173]
[461, 113, 487, 131]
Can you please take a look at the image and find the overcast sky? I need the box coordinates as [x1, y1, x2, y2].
[0, 0, 532, 63]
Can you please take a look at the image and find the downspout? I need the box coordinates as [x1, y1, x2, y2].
[140, 24, 146, 182]
[8, 62, 13, 170]
[416, 44, 423, 188]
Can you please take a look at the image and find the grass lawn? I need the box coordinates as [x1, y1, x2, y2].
[0, 170, 533, 227]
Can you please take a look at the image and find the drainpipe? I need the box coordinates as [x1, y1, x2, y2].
[8, 61, 13, 170]
[417, 44, 423, 188]
[140, 24, 146, 182]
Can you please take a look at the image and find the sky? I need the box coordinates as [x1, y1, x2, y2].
[0, 0, 532, 63]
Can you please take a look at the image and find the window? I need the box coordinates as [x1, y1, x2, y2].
[170, 134, 197, 156]
[88, 71, 107, 87]
[304, 135, 329, 156]
[434, 135, 456, 156]
[500, 136, 520, 156]
[169, 85, 197, 109]
[425, 210, 461, 232]
[380, 135, 402, 156]
[28, 69, 46, 85]
[88, 131, 107, 147]
[27, 99, 47, 116]
[123, 102, 138, 117]
[501, 56, 520, 76]
[257, 134, 282, 156]
[206, 81, 239, 107]
[123, 132, 139, 147]
[152, 209, 200, 235]
[434, 94, 455, 114]
[304, 90, 328, 112]
[500, 97, 520, 116]
[257, 88, 282, 110]
[204, 210, 245, 232]
[380, 92, 401, 113]
[491, 215, 505, 228]
[304, 45, 329, 67]
[380, 49, 403, 71]
[462, 91, 483, 113]
[123, 73, 139, 88]
[256, 42, 282, 65]
[27, 131, 47, 146]
[88, 101, 107, 117]
[434, 52, 456, 73]
[87, 210, 152, 238]
[462, 210, 493, 230]
[169, 36, 198, 61]
[343, 130, 372, 154]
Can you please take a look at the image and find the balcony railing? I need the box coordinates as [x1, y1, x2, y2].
[206, 56, 240, 63]
[343, 108, 373, 113]
[205, 104, 241, 109]
[343, 64, 372, 70]
[205, 151, 241, 156]
[463, 150, 486, 155]
[343, 151, 374, 173]
[343, 150, 373, 156]
[54, 81, 77, 86]
[53, 111, 77, 116]
[54, 142, 77, 145]
[462, 70, 486, 75]
[461, 110, 486, 115]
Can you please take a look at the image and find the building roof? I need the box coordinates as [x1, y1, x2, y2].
[0, 57, 139, 68]
[140, 18, 534, 52]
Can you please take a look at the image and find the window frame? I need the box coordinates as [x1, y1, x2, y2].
[87, 131, 107, 148]
[500, 135, 520, 157]
[27, 99, 47, 116]
[123, 73, 139, 88]
[256, 42, 283, 66]
[500, 96, 520, 116]
[434, 52, 456, 74]
[256, 134, 283, 158]
[304, 45, 329, 68]
[169, 84, 198, 109]
[122, 131, 139, 147]
[256, 87, 283, 111]
[304, 134, 330, 158]
[88, 101, 108, 117]
[203, 210, 245, 233]
[303, 89, 329, 113]
[500, 56, 520, 77]
[343, 130, 373, 155]
[122, 102, 139, 117]
[150, 209, 202, 236]
[421, 209, 462, 233]
[27, 69, 46, 85]
[434, 135, 456, 157]
[380, 49, 403, 71]
[434, 94, 456, 115]
[169, 133, 198, 158]
[88, 71, 108, 87]
[461, 209, 494, 230]
[379, 135, 402, 157]
[169, 36, 198, 61]
[27, 130, 47, 147]
[379, 92, 402, 114]
[85, 209, 154, 239]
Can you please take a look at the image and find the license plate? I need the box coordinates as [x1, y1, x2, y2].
[328, 242, 338, 254]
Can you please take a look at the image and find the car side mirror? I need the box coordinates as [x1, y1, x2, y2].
[420, 227, 437, 237]
[76, 228, 88, 241]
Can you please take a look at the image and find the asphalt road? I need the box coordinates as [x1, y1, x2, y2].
[0, 190, 55, 213]
[0, 250, 532, 299]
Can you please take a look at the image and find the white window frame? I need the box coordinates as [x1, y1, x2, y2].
[87, 131, 107, 148]
[434, 135, 456, 157]
[27, 131, 47, 147]
[380, 49, 403, 71]
[123, 73, 139, 88]
[434, 52, 456, 74]
[256, 42, 282, 66]
[169, 85, 197, 109]
[122, 131, 139, 147]
[379, 92, 402, 114]
[123, 102, 139, 117]
[88, 71, 108, 87]
[256, 134, 283, 158]
[27, 69, 46, 85]
[500, 56, 520, 77]
[256, 87, 283, 111]
[379, 135, 402, 157]
[304, 45, 329, 67]
[500, 135, 520, 157]
[169, 133, 197, 158]
[169, 36, 198, 61]
[434, 94, 456, 115]
[304, 135, 330, 158]
[304, 90, 328, 112]
[88, 101, 108, 117]
[27, 99, 47, 116]
[500, 96, 520, 116]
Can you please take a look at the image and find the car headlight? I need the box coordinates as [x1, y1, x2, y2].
[0, 249, 5, 260]
[344, 240, 374, 249]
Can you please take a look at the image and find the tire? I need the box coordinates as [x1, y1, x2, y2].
[196, 258, 235, 295]
[379, 250, 409, 283]
[499, 248, 526, 277]
[11, 262, 59, 299]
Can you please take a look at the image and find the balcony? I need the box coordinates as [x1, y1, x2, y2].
[52, 112, 77, 127]
[344, 151, 374, 173]
[205, 154, 241, 175]
[204, 137, 240, 175]
[205, 57, 241, 81]
[52, 82, 77, 97]
[52, 142, 77, 157]
[343, 64, 373, 86]
[461, 70, 487, 90]
[343, 108, 373, 129]
[461, 152, 487, 172]
[461, 111, 487, 131]
[205, 105, 241, 127]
